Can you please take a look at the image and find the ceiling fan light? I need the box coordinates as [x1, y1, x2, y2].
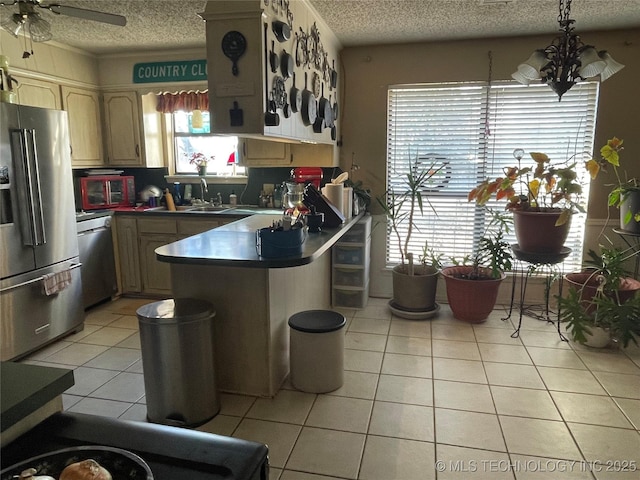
[1, 13, 24, 37]
[578, 47, 606, 78]
[599, 51, 625, 82]
[28, 13, 52, 42]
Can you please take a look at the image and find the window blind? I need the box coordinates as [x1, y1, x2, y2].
[386, 81, 599, 271]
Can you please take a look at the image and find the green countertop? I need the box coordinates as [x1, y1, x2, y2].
[1, 362, 74, 433]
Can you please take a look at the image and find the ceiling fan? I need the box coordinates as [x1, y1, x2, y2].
[0, 0, 126, 56]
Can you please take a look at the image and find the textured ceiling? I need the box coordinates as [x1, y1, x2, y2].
[1, 0, 640, 54]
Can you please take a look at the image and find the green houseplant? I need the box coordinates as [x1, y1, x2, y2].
[469, 147, 588, 254]
[377, 156, 447, 314]
[559, 245, 640, 348]
[587, 137, 640, 233]
[441, 210, 513, 323]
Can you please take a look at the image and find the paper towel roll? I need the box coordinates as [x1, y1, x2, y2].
[343, 187, 353, 218]
[323, 183, 344, 220]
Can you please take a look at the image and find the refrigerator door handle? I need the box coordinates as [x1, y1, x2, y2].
[12, 128, 46, 246]
[0, 262, 82, 294]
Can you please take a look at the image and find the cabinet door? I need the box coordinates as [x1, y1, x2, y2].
[238, 138, 291, 166]
[103, 91, 142, 166]
[61, 86, 105, 168]
[16, 78, 62, 110]
[177, 218, 223, 238]
[115, 217, 141, 293]
[140, 234, 176, 294]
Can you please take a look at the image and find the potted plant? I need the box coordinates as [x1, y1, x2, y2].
[186, 152, 214, 176]
[344, 178, 371, 214]
[441, 210, 513, 323]
[587, 137, 640, 233]
[559, 245, 640, 348]
[377, 156, 447, 315]
[469, 147, 589, 254]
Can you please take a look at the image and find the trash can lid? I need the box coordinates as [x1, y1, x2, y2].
[137, 298, 215, 325]
[288, 310, 346, 333]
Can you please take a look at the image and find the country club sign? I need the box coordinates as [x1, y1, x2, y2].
[133, 60, 207, 83]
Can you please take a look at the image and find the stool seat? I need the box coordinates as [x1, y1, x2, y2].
[289, 310, 346, 393]
[288, 310, 346, 333]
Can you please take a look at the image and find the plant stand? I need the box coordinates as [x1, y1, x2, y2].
[612, 228, 640, 279]
[503, 244, 571, 341]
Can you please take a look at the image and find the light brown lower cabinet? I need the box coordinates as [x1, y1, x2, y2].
[115, 215, 235, 296]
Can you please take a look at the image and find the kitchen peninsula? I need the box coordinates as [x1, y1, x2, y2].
[156, 213, 364, 397]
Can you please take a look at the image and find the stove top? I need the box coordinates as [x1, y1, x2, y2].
[1, 412, 269, 480]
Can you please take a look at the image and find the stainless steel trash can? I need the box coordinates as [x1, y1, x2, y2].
[288, 310, 346, 393]
[137, 298, 219, 427]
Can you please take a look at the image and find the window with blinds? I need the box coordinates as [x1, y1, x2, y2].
[386, 81, 599, 271]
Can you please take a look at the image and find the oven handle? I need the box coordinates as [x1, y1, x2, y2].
[0, 263, 82, 294]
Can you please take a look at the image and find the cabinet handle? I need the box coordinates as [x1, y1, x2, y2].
[290, 153, 293, 164]
[242, 142, 246, 156]
[135, 144, 140, 157]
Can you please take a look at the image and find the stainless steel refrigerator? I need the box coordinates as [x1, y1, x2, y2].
[0, 103, 84, 361]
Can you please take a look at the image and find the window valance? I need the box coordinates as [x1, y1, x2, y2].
[156, 90, 209, 113]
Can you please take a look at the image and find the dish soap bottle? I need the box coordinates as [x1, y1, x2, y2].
[229, 190, 237, 206]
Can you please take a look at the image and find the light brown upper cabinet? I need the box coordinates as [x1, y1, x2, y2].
[103, 91, 165, 167]
[16, 77, 62, 110]
[61, 85, 105, 168]
[103, 91, 142, 166]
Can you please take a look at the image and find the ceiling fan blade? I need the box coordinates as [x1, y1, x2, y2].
[46, 4, 126, 26]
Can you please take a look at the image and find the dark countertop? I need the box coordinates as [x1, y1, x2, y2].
[156, 213, 365, 268]
[1, 362, 74, 433]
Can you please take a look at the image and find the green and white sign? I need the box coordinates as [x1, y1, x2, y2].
[133, 60, 207, 83]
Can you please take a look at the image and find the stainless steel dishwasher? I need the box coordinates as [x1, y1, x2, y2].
[76, 213, 117, 309]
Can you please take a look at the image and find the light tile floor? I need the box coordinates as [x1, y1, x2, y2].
[21, 296, 640, 480]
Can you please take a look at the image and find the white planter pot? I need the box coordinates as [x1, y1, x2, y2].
[583, 326, 610, 348]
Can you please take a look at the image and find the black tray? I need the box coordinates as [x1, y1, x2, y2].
[1, 446, 153, 480]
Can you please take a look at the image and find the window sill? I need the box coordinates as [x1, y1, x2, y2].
[165, 175, 248, 185]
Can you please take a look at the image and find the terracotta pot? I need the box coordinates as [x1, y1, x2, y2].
[619, 190, 640, 233]
[392, 264, 438, 312]
[513, 209, 571, 254]
[441, 266, 505, 323]
[564, 272, 640, 313]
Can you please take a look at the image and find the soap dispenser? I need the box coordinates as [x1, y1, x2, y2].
[173, 182, 182, 205]
[229, 190, 237, 206]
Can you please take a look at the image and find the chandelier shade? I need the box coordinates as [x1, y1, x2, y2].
[511, 0, 624, 100]
[577, 47, 606, 78]
[599, 51, 625, 82]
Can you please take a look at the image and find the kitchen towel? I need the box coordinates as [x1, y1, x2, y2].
[42, 270, 72, 296]
[323, 183, 344, 220]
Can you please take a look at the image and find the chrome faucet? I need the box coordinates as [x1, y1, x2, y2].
[200, 177, 208, 200]
[216, 192, 223, 206]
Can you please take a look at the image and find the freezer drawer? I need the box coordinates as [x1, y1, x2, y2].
[0, 259, 84, 361]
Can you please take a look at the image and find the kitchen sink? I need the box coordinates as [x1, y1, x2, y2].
[186, 205, 232, 212]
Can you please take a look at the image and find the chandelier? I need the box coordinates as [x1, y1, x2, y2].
[511, 0, 625, 100]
